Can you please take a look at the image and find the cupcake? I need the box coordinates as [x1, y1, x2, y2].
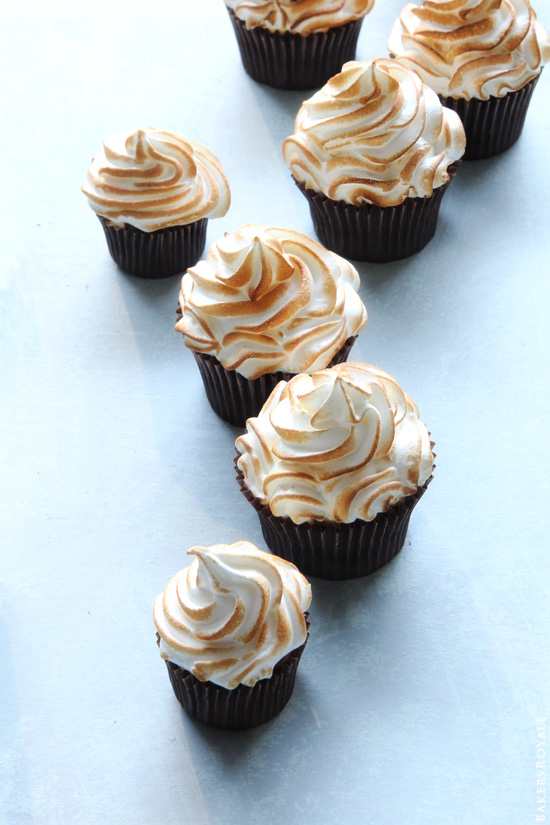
[223, 0, 375, 89]
[82, 128, 230, 278]
[176, 224, 367, 427]
[387, 0, 550, 159]
[153, 541, 312, 729]
[235, 362, 434, 580]
[282, 58, 466, 261]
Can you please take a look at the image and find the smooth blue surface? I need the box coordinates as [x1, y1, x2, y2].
[1, 1, 549, 823]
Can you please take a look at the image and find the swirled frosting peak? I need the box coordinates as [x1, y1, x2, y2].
[176, 224, 367, 379]
[282, 58, 465, 207]
[224, 0, 375, 35]
[82, 128, 230, 231]
[154, 541, 311, 689]
[236, 362, 434, 524]
[388, 0, 550, 100]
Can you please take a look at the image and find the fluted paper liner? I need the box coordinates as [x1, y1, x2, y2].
[294, 162, 460, 262]
[440, 75, 540, 160]
[192, 336, 357, 428]
[158, 621, 308, 729]
[235, 449, 435, 580]
[98, 216, 207, 279]
[227, 10, 363, 90]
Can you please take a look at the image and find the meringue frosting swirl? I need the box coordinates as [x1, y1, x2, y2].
[224, 0, 375, 35]
[387, 0, 550, 100]
[282, 58, 465, 208]
[154, 541, 311, 689]
[176, 224, 367, 379]
[236, 362, 434, 524]
[82, 128, 230, 231]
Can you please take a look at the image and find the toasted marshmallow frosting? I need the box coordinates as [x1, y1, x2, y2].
[176, 224, 367, 380]
[224, 0, 375, 35]
[154, 541, 311, 689]
[236, 362, 434, 525]
[82, 128, 230, 231]
[388, 0, 550, 101]
[282, 59, 465, 208]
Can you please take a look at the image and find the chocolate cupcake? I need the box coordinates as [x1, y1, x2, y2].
[82, 128, 230, 278]
[223, 0, 375, 89]
[282, 58, 465, 261]
[176, 224, 367, 427]
[387, 0, 550, 159]
[235, 362, 434, 580]
[153, 541, 311, 729]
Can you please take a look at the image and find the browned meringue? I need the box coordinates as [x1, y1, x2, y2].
[82, 128, 230, 231]
[176, 224, 367, 380]
[236, 362, 434, 524]
[387, 0, 550, 100]
[282, 58, 465, 208]
[223, 0, 375, 35]
[154, 542, 311, 689]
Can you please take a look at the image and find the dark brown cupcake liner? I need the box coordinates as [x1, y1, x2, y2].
[227, 10, 363, 90]
[98, 216, 207, 279]
[440, 75, 540, 160]
[159, 621, 308, 729]
[235, 451, 434, 580]
[294, 161, 460, 263]
[191, 336, 357, 428]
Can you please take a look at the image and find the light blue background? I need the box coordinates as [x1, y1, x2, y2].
[1, 1, 549, 823]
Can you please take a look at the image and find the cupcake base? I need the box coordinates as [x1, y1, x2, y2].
[235, 456, 433, 580]
[192, 336, 357, 428]
[440, 76, 540, 160]
[98, 216, 207, 279]
[161, 630, 308, 729]
[294, 162, 460, 262]
[227, 10, 363, 90]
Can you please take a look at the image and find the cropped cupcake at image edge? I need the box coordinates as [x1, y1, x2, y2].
[235, 362, 435, 580]
[82, 128, 231, 278]
[387, 0, 550, 160]
[176, 224, 368, 427]
[282, 58, 466, 262]
[154, 541, 312, 729]
[223, 0, 375, 89]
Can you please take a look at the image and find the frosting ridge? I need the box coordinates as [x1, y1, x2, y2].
[176, 224, 367, 379]
[236, 362, 434, 524]
[224, 0, 375, 35]
[387, 0, 550, 100]
[82, 128, 230, 231]
[154, 541, 311, 689]
[282, 58, 465, 207]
